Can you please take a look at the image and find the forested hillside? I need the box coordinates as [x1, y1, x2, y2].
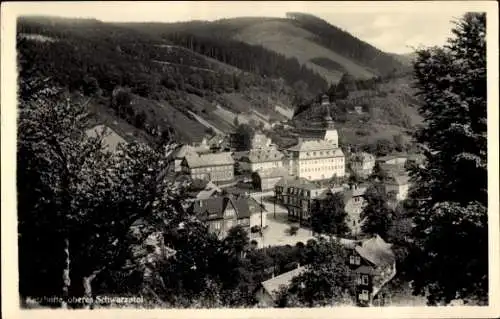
[286, 12, 408, 76]
[18, 16, 322, 144]
[18, 14, 420, 150]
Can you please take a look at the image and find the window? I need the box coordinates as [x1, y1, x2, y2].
[350, 255, 361, 265]
[356, 276, 362, 285]
[359, 290, 370, 301]
[362, 275, 369, 285]
[225, 208, 235, 217]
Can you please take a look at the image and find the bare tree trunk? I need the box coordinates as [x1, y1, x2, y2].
[62, 237, 70, 309]
[83, 268, 103, 309]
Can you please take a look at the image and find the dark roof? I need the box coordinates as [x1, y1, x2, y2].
[355, 235, 395, 267]
[192, 195, 259, 221]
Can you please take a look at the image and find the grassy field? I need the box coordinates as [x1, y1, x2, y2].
[233, 20, 375, 83]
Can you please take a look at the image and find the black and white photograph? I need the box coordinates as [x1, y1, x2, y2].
[1, 1, 499, 317]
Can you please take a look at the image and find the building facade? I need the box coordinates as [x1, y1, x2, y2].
[287, 140, 345, 181]
[343, 184, 368, 235]
[252, 167, 289, 191]
[385, 174, 410, 201]
[191, 194, 265, 238]
[286, 105, 345, 181]
[250, 132, 272, 149]
[170, 143, 211, 172]
[350, 152, 375, 177]
[182, 152, 234, 182]
[274, 176, 331, 225]
[346, 235, 397, 306]
[238, 148, 285, 173]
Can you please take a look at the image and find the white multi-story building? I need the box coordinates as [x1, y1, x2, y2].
[286, 106, 345, 181]
[287, 140, 345, 181]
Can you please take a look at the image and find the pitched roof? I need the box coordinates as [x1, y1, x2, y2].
[85, 125, 127, 152]
[243, 148, 284, 163]
[192, 181, 222, 200]
[287, 139, 344, 154]
[185, 152, 234, 168]
[275, 175, 319, 190]
[172, 143, 211, 159]
[355, 235, 395, 267]
[192, 195, 259, 220]
[343, 186, 368, 203]
[261, 266, 307, 299]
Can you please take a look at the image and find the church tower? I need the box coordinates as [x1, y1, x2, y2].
[323, 102, 339, 148]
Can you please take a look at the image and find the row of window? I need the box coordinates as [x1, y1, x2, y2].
[191, 165, 232, 173]
[300, 158, 343, 164]
[350, 255, 361, 265]
[288, 208, 310, 220]
[300, 165, 343, 172]
[304, 150, 338, 157]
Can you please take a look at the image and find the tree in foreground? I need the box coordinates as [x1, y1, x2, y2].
[279, 238, 354, 307]
[224, 225, 250, 259]
[17, 80, 232, 308]
[406, 12, 487, 305]
[310, 193, 349, 237]
[360, 182, 393, 238]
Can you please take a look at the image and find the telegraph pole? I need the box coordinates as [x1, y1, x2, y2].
[260, 195, 263, 230]
[273, 195, 276, 219]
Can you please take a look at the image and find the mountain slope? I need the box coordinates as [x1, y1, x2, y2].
[231, 19, 375, 83]
[17, 16, 307, 144]
[121, 13, 409, 85]
[18, 15, 421, 152]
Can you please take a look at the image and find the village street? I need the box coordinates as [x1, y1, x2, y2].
[249, 192, 357, 248]
[249, 192, 315, 248]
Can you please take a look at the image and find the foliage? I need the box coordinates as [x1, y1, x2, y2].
[163, 31, 328, 95]
[360, 183, 393, 238]
[288, 225, 300, 236]
[17, 81, 188, 305]
[224, 225, 250, 258]
[311, 193, 349, 237]
[233, 124, 255, 151]
[370, 162, 389, 182]
[406, 12, 487, 305]
[283, 238, 354, 307]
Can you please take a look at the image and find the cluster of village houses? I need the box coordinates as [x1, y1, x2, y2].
[85, 95, 423, 307]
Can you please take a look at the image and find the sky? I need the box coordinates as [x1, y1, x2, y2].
[10, 1, 484, 54]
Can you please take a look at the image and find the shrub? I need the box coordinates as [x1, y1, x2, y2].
[289, 225, 299, 236]
[250, 225, 261, 234]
